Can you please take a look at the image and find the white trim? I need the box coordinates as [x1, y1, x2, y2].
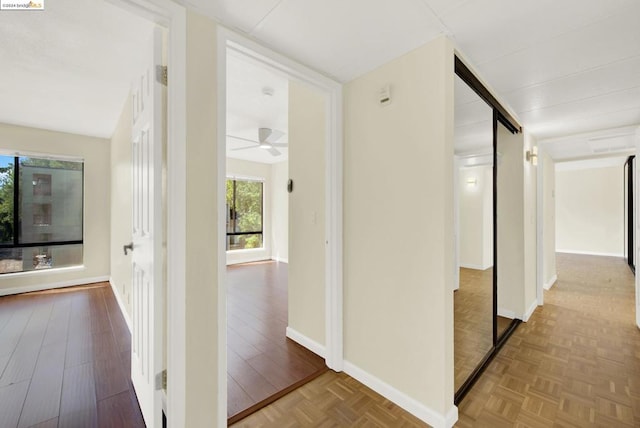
[343, 361, 457, 428]
[0, 275, 109, 296]
[273, 256, 289, 263]
[285, 327, 326, 358]
[109, 278, 133, 331]
[556, 249, 624, 258]
[523, 299, 538, 322]
[544, 274, 558, 290]
[497, 308, 516, 319]
[217, 26, 344, 385]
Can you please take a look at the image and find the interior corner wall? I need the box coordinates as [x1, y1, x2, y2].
[555, 165, 624, 257]
[0, 123, 110, 295]
[287, 80, 326, 348]
[459, 166, 492, 270]
[542, 151, 557, 287]
[523, 131, 538, 316]
[184, 10, 219, 427]
[344, 36, 455, 424]
[271, 160, 289, 262]
[110, 97, 133, 318]
[225, 158, 273, 265]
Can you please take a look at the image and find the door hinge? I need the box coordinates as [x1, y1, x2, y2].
[156, 65, 168, 86]
[155, 369, 167, 390]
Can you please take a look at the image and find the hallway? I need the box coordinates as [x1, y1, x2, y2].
[457, 253, 640, 427]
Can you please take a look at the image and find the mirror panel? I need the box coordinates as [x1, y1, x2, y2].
[453, 75, 494, 391]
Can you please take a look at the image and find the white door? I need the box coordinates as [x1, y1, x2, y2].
[130, 27, 164, 428]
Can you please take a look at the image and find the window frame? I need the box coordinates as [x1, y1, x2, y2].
[225, 177, 264, 251]
[0, 155, 83, 250]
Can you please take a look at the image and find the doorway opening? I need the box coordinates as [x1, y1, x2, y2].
[221, 38, 342, 423]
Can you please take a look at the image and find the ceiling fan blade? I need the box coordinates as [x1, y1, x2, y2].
[270, 142, 288, 148]
[268, 147, 282, 156]
[227, 134, 259, 145]
[231, 145, 260, 151]
[266, 129, 285, 143]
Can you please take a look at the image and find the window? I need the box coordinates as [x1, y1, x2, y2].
[226, 178, 263, 251]
[0, 155, 83, 274]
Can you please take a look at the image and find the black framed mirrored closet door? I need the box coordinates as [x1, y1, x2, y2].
[453, 55, 522, 405]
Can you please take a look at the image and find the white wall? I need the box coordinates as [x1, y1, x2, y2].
[459, 166, 492, 270]
[542, 151, 557, 289]
[0, 123, 110, 295]
[556, 164, 624, 257]
[344, 36, 455, 424]
[110, 97, 133, 318]
[271, 160, 288, 262]
[226, 158, 272, 265]
[288, 80, 326, 348]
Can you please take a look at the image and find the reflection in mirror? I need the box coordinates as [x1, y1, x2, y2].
[453, 75, 494, 391]
[496, 119, 521, 339]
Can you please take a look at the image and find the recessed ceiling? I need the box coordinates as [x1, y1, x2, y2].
[226, 52, 289, 164]
[0, 0, 153, 138]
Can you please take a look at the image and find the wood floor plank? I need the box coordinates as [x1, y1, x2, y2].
[58, 362, 98, 428]
[93, 355, 130, 401]
[0, 303, 52, 387]
[26, 417, 59, 428]
[97, 390, 145, 428]
[17, 341, 67, 428]
[0, 381, 30, 428]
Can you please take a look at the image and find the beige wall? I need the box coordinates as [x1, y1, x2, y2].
[271, 160, 289, 262]
[226, 158, 273, 265]
[556, 164, 624, 256]
[542, 151, 557, 287]
[110, 97, 133, 317]
[183, 10, 219, 427]
[288, 80, 326, 347]
[344, 36, 455, 418]
[0, 123, 110, 294]
[459, 166, 492, 269]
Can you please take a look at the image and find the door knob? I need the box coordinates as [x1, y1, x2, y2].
[123, 242, 134, 255]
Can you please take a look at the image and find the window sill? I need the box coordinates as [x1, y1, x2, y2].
[0, 264, 85, 278]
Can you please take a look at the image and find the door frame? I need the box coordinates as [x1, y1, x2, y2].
[107, 0, 187, 425]
[216, 28, 344, 380]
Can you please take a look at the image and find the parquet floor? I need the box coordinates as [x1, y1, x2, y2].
[231, 370, 430, 428]
[0, 282, 144, 428]
[455, 267, 512, 391]
[227, 261, 327, 423]
[457, 253, 640, 427]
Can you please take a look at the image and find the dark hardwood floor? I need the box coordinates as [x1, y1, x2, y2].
[226, 261, 327, 423]
[0, 282, 144, 428]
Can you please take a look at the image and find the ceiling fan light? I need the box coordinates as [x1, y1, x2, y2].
[259, 142, 271, 149]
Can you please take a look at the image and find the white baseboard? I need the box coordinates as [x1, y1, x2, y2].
[285, 327, 326, 358]
[343, 361, 457, 428]
[109, 278, 132, 332]
[543, 274, 557, 290]
[497, 308, 516, 319]
[0, 275, 110, 297]
[523, 299, 538, 322]
[273, 257, 288, 263]
[556, 249, 624, 258]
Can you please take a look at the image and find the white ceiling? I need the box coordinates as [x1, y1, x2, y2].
[0, 0, 153, 138]
[226, 53, 289, 164]
[1, 0, 639, 163]
[454, 75, 492, 155]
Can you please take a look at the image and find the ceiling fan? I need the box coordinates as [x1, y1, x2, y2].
[228, 127, 288, 157]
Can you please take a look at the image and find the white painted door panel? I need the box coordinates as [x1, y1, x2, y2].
[131, 26, 164, 428]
